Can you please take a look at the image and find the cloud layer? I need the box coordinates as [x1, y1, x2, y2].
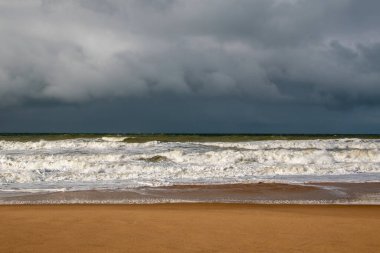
[0, 0, 380, 132]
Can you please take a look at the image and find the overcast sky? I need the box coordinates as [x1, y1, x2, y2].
[1, 0, 380, 133]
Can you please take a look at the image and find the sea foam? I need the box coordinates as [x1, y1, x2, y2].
[1, 138, 380, 192]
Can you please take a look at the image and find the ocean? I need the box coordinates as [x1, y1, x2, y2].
[1, 134, 380, 204]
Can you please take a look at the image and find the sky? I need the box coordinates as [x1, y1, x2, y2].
[1, 0, 380, 133]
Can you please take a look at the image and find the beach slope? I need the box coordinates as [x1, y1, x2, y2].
[1, 204, 379, 253]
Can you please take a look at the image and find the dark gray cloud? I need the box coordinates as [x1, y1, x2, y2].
[0, 0, 380, 132]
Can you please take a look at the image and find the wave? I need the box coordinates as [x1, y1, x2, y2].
[101, 136, 128, 142]
[1, 138, 380, 191]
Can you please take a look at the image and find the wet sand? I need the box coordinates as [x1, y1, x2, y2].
[2, 182, 380, 204]
[1, 204, 379, 253]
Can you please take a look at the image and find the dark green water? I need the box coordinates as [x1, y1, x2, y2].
[1, 133, 379, 142]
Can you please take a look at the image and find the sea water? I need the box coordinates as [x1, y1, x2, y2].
[1, 136, 380, 194]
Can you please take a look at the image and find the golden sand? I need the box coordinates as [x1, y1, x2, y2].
[0, 204, 379, 253]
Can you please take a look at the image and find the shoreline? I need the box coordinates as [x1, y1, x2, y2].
[2, 182, 380, 205]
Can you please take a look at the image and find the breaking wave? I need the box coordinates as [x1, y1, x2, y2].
[1, 138, 380, 192]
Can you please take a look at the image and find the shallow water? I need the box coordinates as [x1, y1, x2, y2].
[1, 136, 380, 198]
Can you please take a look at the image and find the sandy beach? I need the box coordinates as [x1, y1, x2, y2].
[2, 182, 380, 204]
[1, 204, 379, 253]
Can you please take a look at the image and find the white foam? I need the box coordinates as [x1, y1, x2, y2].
[101, 136, 128, 142]
[1, 138, 380, 192]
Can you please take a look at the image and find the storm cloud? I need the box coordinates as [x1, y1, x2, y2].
[0, 0, 380, 132]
